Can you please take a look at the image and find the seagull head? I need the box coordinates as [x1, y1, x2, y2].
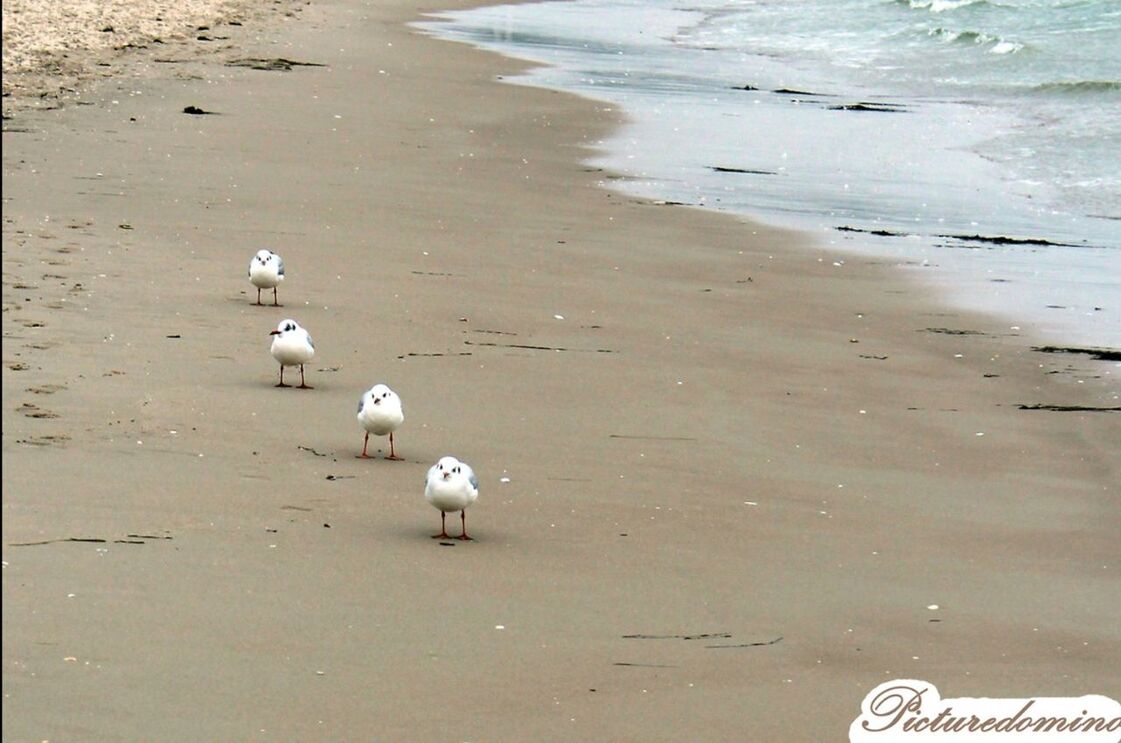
[255, 249, 276, 265]
[368, 383, 395, 406]
[270, 319, 300, 336]
[434, 455, 463, 482]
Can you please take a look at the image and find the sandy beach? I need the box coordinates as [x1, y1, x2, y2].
[3, 0, 1119, 739]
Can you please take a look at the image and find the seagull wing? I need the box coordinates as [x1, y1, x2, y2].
[277, 256, 285, 276]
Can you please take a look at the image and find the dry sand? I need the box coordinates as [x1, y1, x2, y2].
[1, 0, 304, 117]
[3, 0, 1119, 739]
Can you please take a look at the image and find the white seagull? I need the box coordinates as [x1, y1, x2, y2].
[356, 384, 405, 460]
[425, 456, 479, 540]
[248, 249, 284, 306]
[269, 319, 315, 388]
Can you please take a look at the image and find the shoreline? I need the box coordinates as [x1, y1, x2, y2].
[3, 0, 1119, 739]
[419, 2, 1121, 351]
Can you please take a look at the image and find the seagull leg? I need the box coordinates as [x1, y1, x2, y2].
[431, 512, 450, 540]
[275, 365, 290, 388]
[256, 288, 263, 306]
[272, 287, 280, 307]
[456, 510, 473, 541]
[358, 432, 372, 458]
[297, 364, 313, 389]
[386, 432, 403, 461]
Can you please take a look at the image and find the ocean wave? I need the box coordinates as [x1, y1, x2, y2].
[926, 26, 1025, 53]
[928, 27, 989, 43]
[900, 0, 1007, 12]
[989, 40, 1023, 54]
[1031, 80, 1121, 94]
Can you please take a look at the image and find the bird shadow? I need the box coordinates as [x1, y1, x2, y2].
[391, 523, 490, 547]
[227, 293, 284, 309]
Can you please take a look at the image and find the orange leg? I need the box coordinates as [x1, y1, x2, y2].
[456, 510, 473, 541]
[431, 512, 450, 540]
[297, 364, 313, 390]
[386, 432, 403, 461]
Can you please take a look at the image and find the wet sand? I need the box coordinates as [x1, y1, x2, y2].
[3, 0, 1119, 739]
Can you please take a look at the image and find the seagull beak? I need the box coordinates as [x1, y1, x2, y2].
[442, 472, 451, 480]
[373, 398, 381, 405]
[269, 330, 280, 335]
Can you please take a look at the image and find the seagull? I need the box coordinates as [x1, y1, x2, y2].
[356, 384, 405, 460]
[248, 249, 284, 306]
[269, 319, 314, 388]
[425, 456, 479, 540]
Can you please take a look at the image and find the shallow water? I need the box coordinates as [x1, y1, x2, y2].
[419, 0, 1121, 346]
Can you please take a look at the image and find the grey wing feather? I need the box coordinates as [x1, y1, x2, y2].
[277, 256, 285, 276]
[468, 468, 479, 490]
[306, 334, 314, 349]
[356, 397, 364, 414]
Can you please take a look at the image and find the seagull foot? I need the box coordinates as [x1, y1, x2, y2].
[456, 534, 474, 541]
[297, 384, 315, 390]
[275, 382, 291, 388]
[386, 454, 404, 461]
[431, 533, 450, 540]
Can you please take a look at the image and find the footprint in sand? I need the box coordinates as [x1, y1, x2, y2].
[26, 384, 66, 395]
[16, 434, 71, 446]
[8, 362, 31, 371]
[18, 402, 60, 419]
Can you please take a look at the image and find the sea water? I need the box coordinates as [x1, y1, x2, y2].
[419, 0, 1121, 347]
